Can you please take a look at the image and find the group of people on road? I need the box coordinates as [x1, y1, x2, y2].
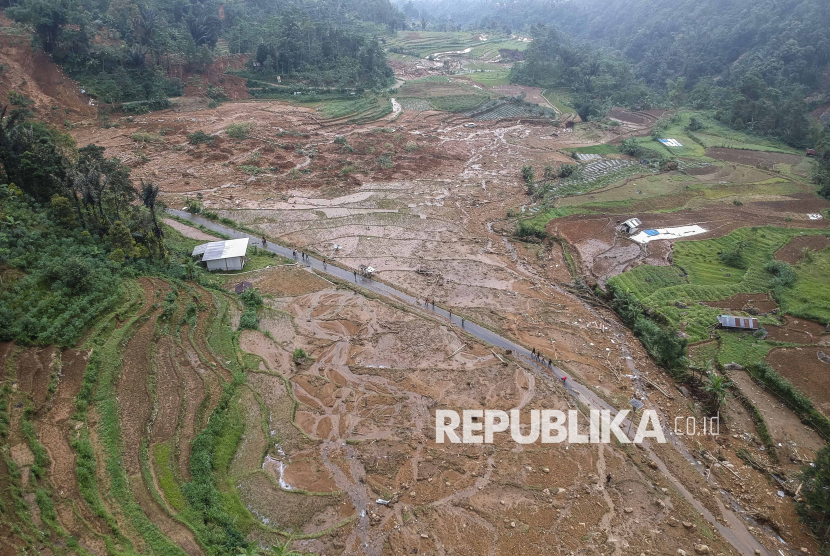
[531, 347, 555, 370]
[290, 249, 311, 262]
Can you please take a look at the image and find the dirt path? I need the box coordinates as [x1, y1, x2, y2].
[162, 218, 219, 241]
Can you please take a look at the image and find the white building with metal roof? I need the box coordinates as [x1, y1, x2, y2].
[192, 238, 249, 271]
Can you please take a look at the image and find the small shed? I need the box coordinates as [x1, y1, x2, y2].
[620, 218, 641, 234]
[718, 315, 759, 330]
[193, 238, 249, 271]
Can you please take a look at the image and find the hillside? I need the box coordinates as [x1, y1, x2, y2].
[0, 15, 95, 125]
[3, 1, 830, 555]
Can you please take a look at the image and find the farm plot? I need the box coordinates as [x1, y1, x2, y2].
[543, 159, 650, 197]
[468, 99, 553, 121]
[608, 226, 830, 346]
[397, 80, 489, 113]
[397, 97, 434, 112]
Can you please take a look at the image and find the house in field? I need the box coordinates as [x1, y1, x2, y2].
[717, 315, 759, 330]
[620, 218, 641, 234]
[192, 238, 249, 271]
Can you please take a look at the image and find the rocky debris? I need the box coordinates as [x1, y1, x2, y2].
[724, 363, 743, 370]
[817, 351, 830, 365]
[694, 544, 710, 554]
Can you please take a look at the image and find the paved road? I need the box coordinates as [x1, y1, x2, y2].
[170, 209, 774, 556]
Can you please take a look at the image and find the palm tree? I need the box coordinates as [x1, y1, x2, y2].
[704, 373, 732, 413]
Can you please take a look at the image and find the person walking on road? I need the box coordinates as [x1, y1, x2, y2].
[323, 259, 327, 269]
[262, 236, 267, 248]
[353, 270, 357, 281]
[461, 318, 465, 327]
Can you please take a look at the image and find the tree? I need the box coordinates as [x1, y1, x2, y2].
[106, 220, 136, 255]
[50, 194, 76, 228]
[0, 107, 70, 203]
[139, 179, 162, 238]
[704, 373, 732, 413]
[7, 0, 70, 53]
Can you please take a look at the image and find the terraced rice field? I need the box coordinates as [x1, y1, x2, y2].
[609, 227, 830, 342]
[385, 31, 526, 60]
[468, 100, 551, 120]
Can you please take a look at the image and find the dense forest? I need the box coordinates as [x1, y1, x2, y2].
[509, 26, 655, 121]
[6, 0, 401, 103]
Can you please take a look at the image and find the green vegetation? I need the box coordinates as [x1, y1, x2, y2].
[7, 0, 401, 104]
[385, 31, 520, 59]
[7, 91, 34, 107]
[0, 175, 168, 344]
[411, 0, 826, 147]
[188, 131, 216, 146]
[511, 27, 654, 121]
[226, 122, 256, 139]
[608, 227, 830, 426]
[238, 287, 262, 330]
[799, 446, 830, 552]
[609, 227, 830, 342]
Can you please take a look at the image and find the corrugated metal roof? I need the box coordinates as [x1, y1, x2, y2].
[192, 238, 249, 261]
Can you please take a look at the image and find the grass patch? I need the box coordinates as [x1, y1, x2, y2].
[465, 70, 510, 86]
[153, 443, 187, 511]
[778, 244, 830, 323]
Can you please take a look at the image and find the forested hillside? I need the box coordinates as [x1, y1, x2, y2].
[6, 0, 401, 104]
[401, 0, 830, 146]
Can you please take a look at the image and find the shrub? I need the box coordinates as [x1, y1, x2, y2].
[687, 117, 705, 131]
[131, 132, 161, 143]
[764, 260, 796, 288]
[293, 348, 307, 361]
[185, 199, 202, 213]
[521, 165, 535, 184]
[238, 309, 258, 330]
[748, 363, 830, 439]
[225, 122, 256, 139]
[8, 90, 34, 107]
[377, 155, 393, 169]
[239, 287, 263, 308]
[237, 165, 265, 175]
[187, 131, 215, 145]
[405, 141, 419, 152]
[559, 164, 578, 178]
[719, 250, 745, 268]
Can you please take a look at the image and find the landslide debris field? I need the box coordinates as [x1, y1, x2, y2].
[5, 29, 830, 556]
